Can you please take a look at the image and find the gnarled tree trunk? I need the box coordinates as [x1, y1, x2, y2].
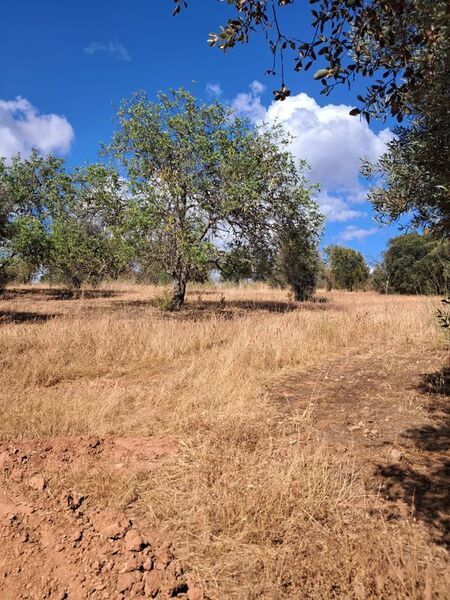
[171, 269, 188, 309]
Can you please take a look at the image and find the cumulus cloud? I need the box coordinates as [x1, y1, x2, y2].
[231, 83, 392, 223]
[265, 93, 392, 193]
[206, 83, 223, 98]
[317, 192, 364, 223]
[231, 83, 267, 122]
[84, 41, 131, 61]
[249, 80, 266, 95]
[0, 97, 74, 160]
[340, 225, 379, 242]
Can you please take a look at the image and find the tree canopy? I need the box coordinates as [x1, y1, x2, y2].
[47, 164, 132, 288]
[174, 0, 449, 235]
[105, 88, 323, 307]
[0, 153, 133, 290]
[325, 245, 369, 291]
[174, 0, 448, 122]
[0, 150, 65, 287]
[361, 34, 449, 236]
[372, 232, 449, 295]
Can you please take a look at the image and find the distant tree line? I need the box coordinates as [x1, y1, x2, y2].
[318, 235, 448, 295]
[0, 89, 324, 307]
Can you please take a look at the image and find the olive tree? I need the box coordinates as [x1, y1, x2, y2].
[276, 224, 322, 301]
[361, 40, 449, 236]
[106, 89, 321, 308]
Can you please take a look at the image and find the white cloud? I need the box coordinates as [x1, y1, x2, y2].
[206, 83, 223, 98]
[84, 41, 130, 61]
[231, 84, 393, 223]
[264, 93, 391, 194]
[0, 97, 74, 160]
[249, 80, 266, 95]
[317, 192, 364, 223]
[231, 83, 267, 122]
[340, 225, 378, 242]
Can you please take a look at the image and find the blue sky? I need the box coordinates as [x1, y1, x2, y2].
[0, 0, 404, 263]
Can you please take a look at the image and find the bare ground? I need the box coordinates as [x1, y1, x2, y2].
[0, 436, 202, 599]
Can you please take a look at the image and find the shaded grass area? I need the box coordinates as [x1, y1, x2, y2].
[377, 364, 450, 548]
[0, 310, 58, 324]
[1, 287, 122, 301]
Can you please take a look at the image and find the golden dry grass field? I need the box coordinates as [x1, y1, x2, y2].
[0, 283, 449, 599]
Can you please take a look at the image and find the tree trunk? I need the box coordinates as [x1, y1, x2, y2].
[171, 270, 187, 309]
[70, 276, 82, 298]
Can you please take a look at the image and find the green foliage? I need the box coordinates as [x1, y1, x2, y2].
[362, 123, 449, 235]
[0, 150, 66, 289]
[175, 0, 447, 123]
[316, 259, 334, 291]
[361, 18, 449, 235]
[46, 164, 132, 288]
[436, 298, 450, 333]
[220, 247, 253, 283]
[369, 265, 389, 294]
[269, 198, 323, 300]
[49, 217, 121, 288]
[374, 233, 449, 295]
[152, 290, 176, 311]
[276, 229, 321, 301]
[8, 216, 50, 282]
[435, 297, 450, 348]
[325, 245, 369, 291]
[105, 88, 322, 306]
[0, 154, 133, 291]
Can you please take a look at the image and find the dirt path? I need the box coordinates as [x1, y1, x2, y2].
[273, 347, 450, 548]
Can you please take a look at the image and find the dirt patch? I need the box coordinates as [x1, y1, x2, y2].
[0, 436, 178, 477]
[0, 437, 201, 599]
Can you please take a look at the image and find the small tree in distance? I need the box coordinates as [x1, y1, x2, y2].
[271, 217, 322, 301]
[325, 245, 369, 292]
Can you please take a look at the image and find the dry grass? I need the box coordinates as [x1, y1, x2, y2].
[0, 283, 448, 598]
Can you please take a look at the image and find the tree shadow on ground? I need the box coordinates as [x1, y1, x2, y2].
[0, 310, 58, 324]
[376, 365, 450, 548]
[101, 297, 334, 321]
[1, 288, 122, 301]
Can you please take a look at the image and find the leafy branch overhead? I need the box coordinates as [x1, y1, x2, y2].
[173, 0, 448, 122]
